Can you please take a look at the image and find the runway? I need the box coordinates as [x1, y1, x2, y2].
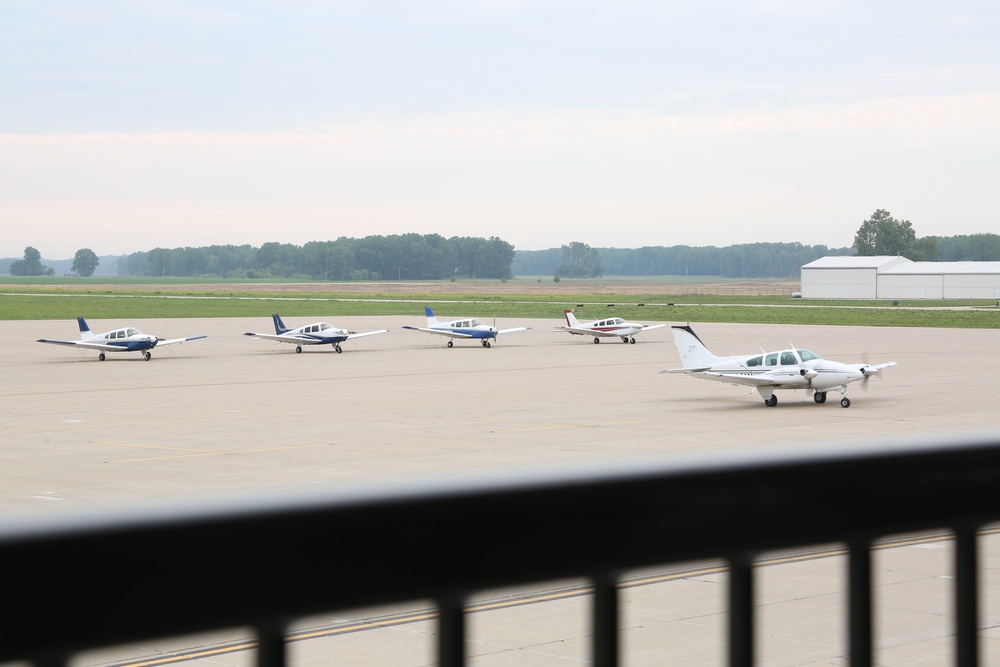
[3, 316, 1000, 665]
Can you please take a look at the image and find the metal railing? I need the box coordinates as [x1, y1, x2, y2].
[2, 434, 1000, 667]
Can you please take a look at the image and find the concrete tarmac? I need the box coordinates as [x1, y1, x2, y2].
[2, 315, 1000, 665]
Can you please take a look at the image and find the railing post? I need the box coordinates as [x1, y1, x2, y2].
[257, 622, 287, 667]
[956, 526, 979, 667]
[729, 553, 754, 667]
[438, 593, 466, 667]
[848, 539, 872, 667]
[593, 572, 619, 667]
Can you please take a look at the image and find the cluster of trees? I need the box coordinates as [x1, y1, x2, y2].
[514, 242, 851, 278]
[852, 209, 1000, 262]
[7, 247, 101, 276]
[7, 247, 53, 276]
[118, 234, 516, 280]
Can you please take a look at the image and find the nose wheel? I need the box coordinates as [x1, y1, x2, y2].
[143, 351, 152, 361]
[841, 397, 851, 408]
[334, 343, 342, 353]
[481, 339, 491, 348]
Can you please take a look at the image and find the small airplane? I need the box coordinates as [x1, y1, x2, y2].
[402, 306, 531, 348]
[243, 314, 389, 353]
[38, 317, 206, 361]
[661, 324, 896, 408]
[556, 309, 667, 344]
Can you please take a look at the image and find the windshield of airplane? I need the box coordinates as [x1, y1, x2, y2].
[797, 349, 821, 362]
[318, 323, 331, 331]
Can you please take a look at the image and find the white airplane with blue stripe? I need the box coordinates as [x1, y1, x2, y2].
[403, 306, 531, 348]
[662, 325, 896, 408]
[243, 314, 389, 353]
[38, 317, 206, 361]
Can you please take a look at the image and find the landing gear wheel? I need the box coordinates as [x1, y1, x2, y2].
[334, 344, 342, 353]
[814, 392, 827, 404]
[621, 336, 629, 344]
[295, 345, 303, 353]
[765, 395, 778, 407]
[143, 351, 151, 361]
[841, 397, 851, 408]
[593, 337, 601, 344]
[447, 340, 454, 348]
[98, 353, 106, 361]
[485, 340, 491, 348]
[630, 337, 636, 344]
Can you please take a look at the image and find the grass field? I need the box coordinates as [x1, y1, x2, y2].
[2, 277, 999, 327]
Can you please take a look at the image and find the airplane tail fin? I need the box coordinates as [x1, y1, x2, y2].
[564, 309, 582, 327]
[77, 317, 96, 340]
[672, 325, 721, 369]
[424, 306, 441, 327]
[272, 314, 291, 334]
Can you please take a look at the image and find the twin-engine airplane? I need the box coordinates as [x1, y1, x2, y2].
[662, 325, 896, 408]
[244, 314, 389, 353]
[403, 306, 531, 348]
[556, 309, 666, 344]
[38, 317, 206, 361]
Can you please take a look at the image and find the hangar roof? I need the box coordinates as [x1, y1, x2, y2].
[802, 256, 911, 269]
[879, 262, 1000, 275]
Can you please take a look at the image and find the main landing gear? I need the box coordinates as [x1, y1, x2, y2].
[620, 336, 636, 344]
[813, 390, 851, 408]
[765, 388, 852, 408]
[295, 345, 303, 353]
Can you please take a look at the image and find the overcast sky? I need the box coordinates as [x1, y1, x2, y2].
[2, 1, 998, 259]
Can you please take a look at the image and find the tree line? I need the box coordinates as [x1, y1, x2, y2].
[118, 235, 516, 280]
[513, 242, 853, 278]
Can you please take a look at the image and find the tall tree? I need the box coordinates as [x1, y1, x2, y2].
[71, 248, 100, 276]
[8, 246, 52, 276]
[555, 242, 602, 278]
[853, 209, 916, 256]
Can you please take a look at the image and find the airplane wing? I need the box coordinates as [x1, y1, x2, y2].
[640, 324, 667, 331]
[497, 326, 532, 335]
[37, 338, 126, 352]
[346, 329, 390, 340]
[156, 335, 207, 346]
[244, 332, 322, 344]
[864, 362, 897, 373]
[401, 326, 473, 339]
[662, 368, 802, 388]
[555, 326, 603, 336]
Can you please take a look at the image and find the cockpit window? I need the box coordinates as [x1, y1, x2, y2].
[780, 351, 798, 365]
[746, 356, 762, 367]
[765, 353, 778, 366]
[797, 349, 821, 362]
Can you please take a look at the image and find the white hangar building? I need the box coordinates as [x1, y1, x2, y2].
[801, 256, 1000, 299]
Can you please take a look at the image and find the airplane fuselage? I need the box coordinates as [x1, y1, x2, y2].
[701, 354, 866, 391]
[95, 328, 159, 352]
[431, 322, 499, 340]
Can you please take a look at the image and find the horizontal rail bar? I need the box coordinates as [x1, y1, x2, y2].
[2, 433, 999, 661]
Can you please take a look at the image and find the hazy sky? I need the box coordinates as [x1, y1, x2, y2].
[2, 1, 998, 259]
